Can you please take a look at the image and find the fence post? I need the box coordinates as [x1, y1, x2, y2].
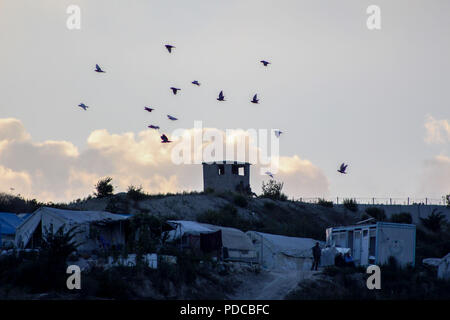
[336, 197, 339, 205]
[390, 198, 392, 205]
[407, 197, 410, 205]
[426, 198, 428, 205]
[372, 198, 375, 205]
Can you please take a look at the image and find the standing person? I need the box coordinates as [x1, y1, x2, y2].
[311, 242, 321, 271]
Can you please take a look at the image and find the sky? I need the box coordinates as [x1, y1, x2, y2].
[0, 0, 449, 203]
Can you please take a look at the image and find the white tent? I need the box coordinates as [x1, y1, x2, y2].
[166, 220, 257, 262]
[246, 231, 323, 271]
[15, 207, 129, 251]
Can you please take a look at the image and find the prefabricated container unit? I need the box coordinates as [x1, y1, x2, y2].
[326, 222, 416, 267]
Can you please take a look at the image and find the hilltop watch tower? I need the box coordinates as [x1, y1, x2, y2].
[202, 161, 251, 193]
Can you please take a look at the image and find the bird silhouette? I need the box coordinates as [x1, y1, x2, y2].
[148, 125, 160, 130]
[192, 80, 201, 86]
[167, 115, 178, 121]
[170, 87, 181, 95]
[260, 60, 270, 67]
[165, 45, 175, 53]
[78, 103, 89, 110]
[337, 163, 348, 174]
[160, 134, 172, 143]
[95, 64, 105, 73]
[144, 107, 154, 112]
[217, 91, 225, 101]
[265, 171, 274, 178]
[251, 94, 259, 104]
[274, 130, 283, 138]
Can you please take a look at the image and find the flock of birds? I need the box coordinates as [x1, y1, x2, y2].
[77, 44, 349, 179]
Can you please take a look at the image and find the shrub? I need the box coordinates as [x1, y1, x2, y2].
[343, 199, 358, 212]
[317, 198, 333, 208]
[261, 180, 287, 201]
[127, 185, 148, 201]
[420, 209, 447, 233]
[445, 194, 450, 208]
[390, 212, 412, 224]
[94, 177, 114, 198]
[365, 207, 386, 221]
[233, 194, 248, 208]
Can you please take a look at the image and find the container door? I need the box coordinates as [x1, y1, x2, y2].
[353, 230, 361, 264]
[361, 229, 370, 265]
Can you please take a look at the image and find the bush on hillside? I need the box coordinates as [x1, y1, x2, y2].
[365, 207, 386, 221]
[390, 212, 412, 224]
[343, 199, 358, 212]
[317, 198, 333, 208]
[261, 180, 287, 201]
[420, 209, 447, 233]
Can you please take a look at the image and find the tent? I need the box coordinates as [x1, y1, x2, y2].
[246, 231, 323, 271]
[0, 212, 25, 247]
[15, 207, 129, 251]
[166, 220, 257, 262]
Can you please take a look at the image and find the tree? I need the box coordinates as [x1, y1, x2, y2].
[95, 177, 114, 198]
[445, 194, 450, 208]
[420, 209, 447, 233]
[261, 179, 287, 201]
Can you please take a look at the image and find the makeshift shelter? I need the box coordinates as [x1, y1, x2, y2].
[245, 231, 322, 271]
[166, 220, 257, 263]
[15, 207, 129, 252]
[0, 212, 25, 247]
[326, 222, 416, 267]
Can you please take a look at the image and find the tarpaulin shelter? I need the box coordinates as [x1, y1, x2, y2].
[165, 220, 257, 262]
[245, 231, 322, 271]
[0, 212, 25, 247]
[15, 207, 130, 252]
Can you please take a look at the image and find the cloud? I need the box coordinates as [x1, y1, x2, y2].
[0, 118, 329, 202]
[418, 155, 450, 197]
[424, 115, 450, 144]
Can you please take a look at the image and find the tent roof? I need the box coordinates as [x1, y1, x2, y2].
[167, 220, 215, 235]
[0, 212, 23, 235]
[34, 207, 129, 225]
[247, 231, 322, 258]
[167, 220, 254, 252]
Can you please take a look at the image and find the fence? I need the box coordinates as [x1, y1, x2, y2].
[295, 197, 448, 206]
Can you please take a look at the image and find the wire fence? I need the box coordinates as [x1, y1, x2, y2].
[294, 197, 448, 206]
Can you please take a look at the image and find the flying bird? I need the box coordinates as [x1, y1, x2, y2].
[170, 87, 181, 95]
[148, 125, 160, 130]
[165, 44, 175, 53]
[251, 94, 259, 104]
[260, 60, 270, 67]
[265, 171, 274, 178]
[167, 115, 178, 121]
[217, 91, 225, 101]
[144, 107, 154, 112]
[274, 130, 283, 138]
[192, 80, 201, 86]
[337, 163, 348, 174]
[160, 134, 172, 143]
[95, 64, 105, 73]
[78, 103, 88, 110]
